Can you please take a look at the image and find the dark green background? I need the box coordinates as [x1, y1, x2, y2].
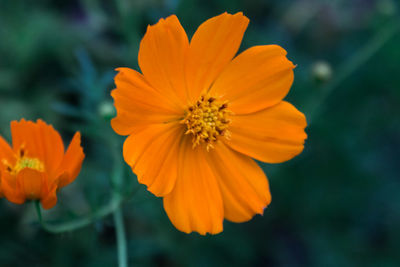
[0, 0, 399, 266]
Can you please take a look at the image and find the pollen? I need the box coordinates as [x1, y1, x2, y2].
[3, 148, 45, 175]
[183, 95, 232, 150]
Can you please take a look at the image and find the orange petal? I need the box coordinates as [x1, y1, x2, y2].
[123, 123, 183, 197]
[210, 45, 295, 114]
[0, 135, 14, 171]
[41, 186, 58, 210]
[225, 101, 307, 163]
[11, 119, 40, 156]
[111, 68, 183, 136]
[185, 12, 249, 102]
[1, 171, 25, 204]
[163, 137, 224, 235]
[207, 143, 271, 222]
[36, 120, 64, 176]
[57, 132, 85, 188]
[0, 136, 13, 197]
[138, 15, 189, 106]
[17, 168, 45, 200]
[10, 120, 64, 174]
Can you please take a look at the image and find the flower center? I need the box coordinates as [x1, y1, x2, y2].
[183, 95, 231, 150]
[2, 148, 44, 175]
[14, 157, 44, 173]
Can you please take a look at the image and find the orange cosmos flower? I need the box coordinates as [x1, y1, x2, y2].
[111, 12, 307, 234]
[0, 119, 84, 209]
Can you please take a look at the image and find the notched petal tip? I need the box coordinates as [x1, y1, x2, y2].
[11, 118, 27, 125]
[164, 14, 179, 22]
[163, 198, 224, 236]
[218, 11, 249, 28]
[36, 118, 46, 124]
[151, 14, 181, 28]
[10, 118, 30, 134]
[180, 225, 224, 236]
[233, 11, 249, 23]
[114, 67, 134, 73]
[220, 11, 249, 21]
[113, 68, 130, 83]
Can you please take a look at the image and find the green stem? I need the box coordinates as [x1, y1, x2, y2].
[34, 201, 43, 222]
[308, 20, 400, 124]
[35, 196, 122, 233]
[113, 206, 128, 267]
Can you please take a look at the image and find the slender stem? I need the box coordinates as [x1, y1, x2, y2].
[36, 196, 122, 233]
[113, 206, 128, 267]
[308, 20, 400, 124]
[34, 201, 43, 222]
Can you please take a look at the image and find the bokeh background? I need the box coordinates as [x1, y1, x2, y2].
[1, 0, 400, 266]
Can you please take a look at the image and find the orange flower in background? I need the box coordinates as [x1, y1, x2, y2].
[111, 12, 307, 234]
[0, 119, 84, 209]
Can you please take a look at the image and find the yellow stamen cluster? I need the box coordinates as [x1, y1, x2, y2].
[183, 95, 231, 150]
[2, 148, 44, 175]
[14, 157, 44, 173]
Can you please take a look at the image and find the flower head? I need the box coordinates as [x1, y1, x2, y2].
[0, 119, 85, 209]
[111, 12, 307, 234]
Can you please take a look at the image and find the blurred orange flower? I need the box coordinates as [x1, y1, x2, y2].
[111, 12, 307, 234]
[0, 119, 84, 209]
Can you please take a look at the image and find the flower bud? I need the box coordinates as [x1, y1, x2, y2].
[98, 101, 116, 120]
[311, 61, 333, 83]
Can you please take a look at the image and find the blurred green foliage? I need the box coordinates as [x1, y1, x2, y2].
[0, 0, 400, 266]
